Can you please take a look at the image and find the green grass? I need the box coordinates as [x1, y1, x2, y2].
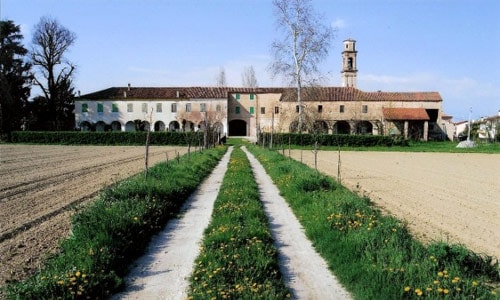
[248, 145, 500, 299]
[187, 147, 290, 299]
[4, 146, 227, 299]
[285, 140, 500, 153]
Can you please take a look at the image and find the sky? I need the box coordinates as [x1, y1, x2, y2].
[2, 0, 499, 121]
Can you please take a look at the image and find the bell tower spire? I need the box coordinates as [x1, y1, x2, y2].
[341, 39, 358, 88]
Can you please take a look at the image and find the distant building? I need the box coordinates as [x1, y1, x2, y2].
[75, 39, 445, 141]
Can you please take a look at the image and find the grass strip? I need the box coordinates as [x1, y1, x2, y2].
[5, 146, 227, 299]
[187, 147, 290, 299]
[277, 140, 500, 153]
[248, 145, 500, 300]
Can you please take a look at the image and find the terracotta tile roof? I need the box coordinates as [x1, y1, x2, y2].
[382, 108, 430, 121]
[80, 86, 442, 103]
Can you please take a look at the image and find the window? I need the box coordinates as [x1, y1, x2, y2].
[274, 106, 279, 114]
[127, 103, 133, 112]
[340, 105, 345, 113]
[142, 103, 148, 113]
[81, 103, 88, 113]
[296, 105, 300, 113]
[200, 103, 206, 112]
[318, 105, 323, 113]
[112, 103, 119, 113]
[97, 103, 103, 113]
[250, 106, 255, 114]
[235, 106, 240, 114]
[216, 104, 221, 112]
[235, 93, 240, 100]
[362, 105, 368, 113]
[156, 103, 162, 113]
[250, 93, 254, 100]
[185, 103, 191, 112]
[171, 103, 177, 113]
[260, 107, 266, 114]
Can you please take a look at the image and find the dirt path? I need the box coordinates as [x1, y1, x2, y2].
[112, 147, 351, 299]
[289, 150, 500, 260]
[112, 147, 233, 299]
[243, 147, 351, 300]
[0, 145, 188, 289]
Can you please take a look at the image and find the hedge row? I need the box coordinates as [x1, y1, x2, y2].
[10, 131, 204, 145]
[259, 132, 409, 147]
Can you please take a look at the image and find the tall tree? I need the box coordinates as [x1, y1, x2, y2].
[31, 16, 76, 130]
[0, 20, 32, 139]
[241, 65, 258, 88]
[270, 0, 333, 132]
[215, 66, 226, 87]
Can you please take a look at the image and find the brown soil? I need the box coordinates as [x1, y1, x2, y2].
[0, 144, 188, 292]
[289, 150, 500, 261]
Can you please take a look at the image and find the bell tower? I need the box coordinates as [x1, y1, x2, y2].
[341, 39, 358, 88]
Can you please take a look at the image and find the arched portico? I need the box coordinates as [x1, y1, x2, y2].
[333, 121, 350, 134]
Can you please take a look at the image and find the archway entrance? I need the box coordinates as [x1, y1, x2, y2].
[334, 121, 350, 134]
[229, 119, 247, 136]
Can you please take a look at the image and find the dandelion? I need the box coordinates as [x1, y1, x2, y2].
[437, 271, 444, 277]
[415, 288, 423, 296]
[404, 286, 411, 292]
[75, 271, 81, 277]
[443, 289, 449, 294]
[472, 281, 479, 286]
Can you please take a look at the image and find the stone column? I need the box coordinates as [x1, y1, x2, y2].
[404, 121, 409, 139]
[423, 121, 429, 141]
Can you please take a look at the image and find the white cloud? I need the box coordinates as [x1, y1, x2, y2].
[332, 18, 347, 29]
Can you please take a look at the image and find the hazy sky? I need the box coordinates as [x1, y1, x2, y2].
[2, 0, 499, 120]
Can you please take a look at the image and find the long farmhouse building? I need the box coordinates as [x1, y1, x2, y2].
[76, 39, 444, 141]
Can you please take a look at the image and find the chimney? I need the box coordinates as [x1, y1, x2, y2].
[176, 90, 180, 98]
[127, 83, 131, 91]
[124, 91, 127, 98]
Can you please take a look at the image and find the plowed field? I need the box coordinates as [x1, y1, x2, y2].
[0, 145, 187, 289]
[290, 150, 500, 261]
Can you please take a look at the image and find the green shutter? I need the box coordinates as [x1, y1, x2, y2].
[235, 93, 240, 100]
[82, 103, 88, 113]
[235, 106, 240, 114]
[97, 103, 103, 113]
[112, 103, 119, 112]
[250, 94, 254, 100]
[250, 106, 254, 114]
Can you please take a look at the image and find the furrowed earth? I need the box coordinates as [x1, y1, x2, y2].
[289, 149, 500, 261]
[0, 144, 188, 291]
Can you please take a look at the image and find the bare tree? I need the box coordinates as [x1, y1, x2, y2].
[270, 0, 334, 133]
[241, 65, 258, 88]
[215, 66, 227, 87]
[31, 16, 76, 130]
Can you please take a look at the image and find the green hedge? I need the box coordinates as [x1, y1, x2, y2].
[10, 131, 204, 145]
[259, 132, 409, 147]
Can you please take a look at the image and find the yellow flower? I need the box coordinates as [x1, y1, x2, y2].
[75, 271, 81, 277]
[404, 286, 411, 292]
[443, 289, 449, 294]
[437, 271, 444, 277]
[472, 281, 479, 286]
[415, 288, 423, 296]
